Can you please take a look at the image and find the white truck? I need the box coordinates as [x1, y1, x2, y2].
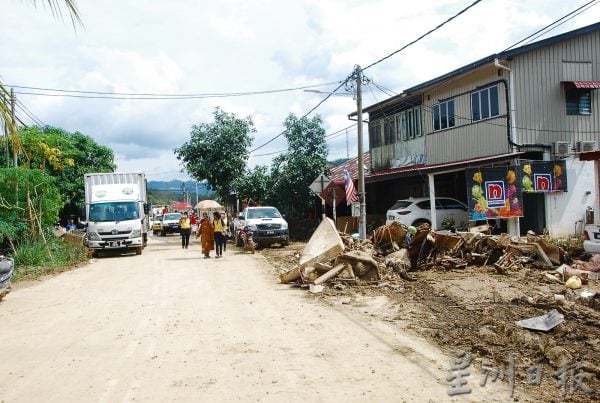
[233, 206, 289, 248]
[81, 172, 149, 257]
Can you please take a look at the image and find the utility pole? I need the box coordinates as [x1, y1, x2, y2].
[355, 65, 367, 240]
[10, 89, 17, 167]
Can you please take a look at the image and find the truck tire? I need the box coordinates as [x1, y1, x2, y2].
[161, 230, 166, 237]
[135, 246, 142, 255]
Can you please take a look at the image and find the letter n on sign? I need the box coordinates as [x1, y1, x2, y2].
[533, 174, 552, 192]
[485, 181, 506, 208]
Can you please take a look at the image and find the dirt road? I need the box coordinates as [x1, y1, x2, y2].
[0, 235, 511, 402]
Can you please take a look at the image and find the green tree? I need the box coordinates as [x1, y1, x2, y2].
[175, 107, 255, 200]
[0, 168, 62, 250]
[18, 126, 116, 219]
[269, 114, 328, 237]
[232, 165, 271, 203]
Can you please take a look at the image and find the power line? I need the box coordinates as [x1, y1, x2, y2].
[502, 0, 599, 51]
[250, 124, 357, 158]
[14, 99, 44, 126]
[362, 0, 483, 71]
[249, 78, 351, 154]
[8, 81, 340, 100]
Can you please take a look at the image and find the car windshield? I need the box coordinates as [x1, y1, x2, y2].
[164, 213, 181, 221]
[389, 201, 413, 210]
[247, 208, 281, 219]
[154, 215, 163, 221]
[89, 201, 139, 222]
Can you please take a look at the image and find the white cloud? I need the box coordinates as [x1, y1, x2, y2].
[2, 0, 599, 182]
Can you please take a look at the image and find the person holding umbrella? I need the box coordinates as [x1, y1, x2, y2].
[197, 212, 214, 258]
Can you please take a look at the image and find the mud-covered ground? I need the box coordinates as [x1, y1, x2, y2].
[259, 241, 600, 403]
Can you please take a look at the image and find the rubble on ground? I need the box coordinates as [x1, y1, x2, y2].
[270, 220, 600, 401]
[279, 220, 599, 297]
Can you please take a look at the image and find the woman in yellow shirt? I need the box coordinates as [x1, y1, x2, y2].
[212, 211, 225, 258]
[179, 212, 191, 249]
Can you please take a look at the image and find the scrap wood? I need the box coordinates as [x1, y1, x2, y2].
[370, 222, 406, 250]
[313, 261, 333, 273]
[313, 263, 349, 285]
[280, 265, 302, 284]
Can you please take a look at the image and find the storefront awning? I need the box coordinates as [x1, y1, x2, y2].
[366, 152, 524, 183]
[563, 81, 600, 89]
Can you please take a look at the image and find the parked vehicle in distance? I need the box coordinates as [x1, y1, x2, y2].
[160, 212, 182, 236]
[233, 206, 289, 247]
[583, 224, 600, 254]
[385, 197, 469, 230]
[152, 215, 163, 235]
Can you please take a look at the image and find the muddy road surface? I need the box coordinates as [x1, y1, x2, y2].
[0, 234, 511, 402]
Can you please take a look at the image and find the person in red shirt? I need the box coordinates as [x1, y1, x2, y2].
[190, 212, 198, 235]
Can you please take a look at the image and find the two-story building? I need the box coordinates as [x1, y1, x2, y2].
[360, 22, 600, 237]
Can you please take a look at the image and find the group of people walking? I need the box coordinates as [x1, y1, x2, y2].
[178, 211, 227, 258]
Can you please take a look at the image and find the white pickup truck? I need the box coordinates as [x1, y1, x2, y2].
[233, 206, 289, 248]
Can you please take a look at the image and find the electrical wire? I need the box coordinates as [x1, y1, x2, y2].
[8, 81, 340, 100]
[248, 78, 351, 154]
[502, 0, 599, 51]
[362, 0, 483, 71]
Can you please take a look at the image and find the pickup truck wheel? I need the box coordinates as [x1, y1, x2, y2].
[135, 246, 142, 255]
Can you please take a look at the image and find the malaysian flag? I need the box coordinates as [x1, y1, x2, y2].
[344, 168, 359, 206]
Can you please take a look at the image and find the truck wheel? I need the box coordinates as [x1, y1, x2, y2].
[91, 250, 98, 258]
[161, 230, 166, 237]
[135, 246, 142, 255]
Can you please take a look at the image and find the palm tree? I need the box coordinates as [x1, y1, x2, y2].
[1, 0, 82, 164]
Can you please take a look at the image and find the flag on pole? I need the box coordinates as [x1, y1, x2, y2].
[344, 168, 359, 206]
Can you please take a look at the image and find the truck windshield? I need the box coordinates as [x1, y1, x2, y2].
[89, 201, 139, 222]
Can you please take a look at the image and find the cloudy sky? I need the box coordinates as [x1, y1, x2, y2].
[2, 0, 599, 180]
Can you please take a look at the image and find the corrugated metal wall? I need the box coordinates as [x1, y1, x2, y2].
[422, 66, 510, 164]
[511, 30, 600, 145]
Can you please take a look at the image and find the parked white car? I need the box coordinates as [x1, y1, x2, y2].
[583, 225, 600, 254]
[385, 197, 469, 229]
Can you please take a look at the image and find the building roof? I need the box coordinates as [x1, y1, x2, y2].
[328, 152, 371, 184]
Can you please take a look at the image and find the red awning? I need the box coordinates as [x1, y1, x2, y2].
[564, 81, 600, 89]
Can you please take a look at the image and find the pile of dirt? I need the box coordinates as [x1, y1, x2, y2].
[259, 227, 600, 402]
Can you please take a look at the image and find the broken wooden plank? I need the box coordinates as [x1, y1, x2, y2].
[314, 263, 348, 285]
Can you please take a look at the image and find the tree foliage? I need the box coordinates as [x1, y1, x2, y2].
[18, 126, 116, 219]
[0, 168, 62, 249]
[232, 165, 271, 204]
[269, 114, 328, 225]
[175, 107, 255, 200]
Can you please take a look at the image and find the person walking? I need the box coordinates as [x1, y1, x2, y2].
[213, 211, 225, 258]
[179, 212, 191, 249]
[190, 211, 198, 236]
[197, 212, 214, 258]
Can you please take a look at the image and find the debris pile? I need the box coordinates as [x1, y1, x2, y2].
[279, 219, 599, 295]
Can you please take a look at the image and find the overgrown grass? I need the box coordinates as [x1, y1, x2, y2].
[11, 237, 88, 282]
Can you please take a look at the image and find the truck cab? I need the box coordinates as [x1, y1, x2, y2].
[82, 173, 148, 257]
